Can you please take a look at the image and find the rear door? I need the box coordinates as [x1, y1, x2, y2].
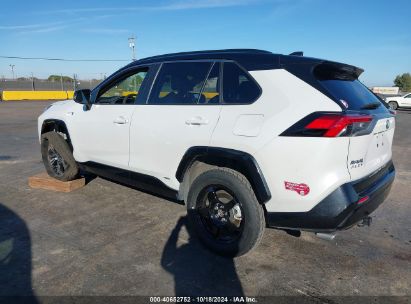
[318, 78, 395, 180]
[129, 61, 222, 188]
[348, 115, 394, 180]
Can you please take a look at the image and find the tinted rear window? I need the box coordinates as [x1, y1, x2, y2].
[222, 62, 261, 104]
[319, 79, 382, 110]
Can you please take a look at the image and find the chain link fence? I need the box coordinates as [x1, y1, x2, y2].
[0, 78, 102, 91]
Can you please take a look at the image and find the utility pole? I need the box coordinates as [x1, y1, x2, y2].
[9, 64, 15, 79]
[31, 72, 35, 91]
[128, 35, 136, 61]
[73, 74, 77, 91]
[60, 74, 64, 91]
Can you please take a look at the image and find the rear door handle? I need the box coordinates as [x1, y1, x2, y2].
[113, 116, 128, 124]
[185, 117, 209, 126]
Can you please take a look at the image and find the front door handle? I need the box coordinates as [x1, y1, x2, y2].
[113, 116, 128, 124]
[185, 117, 209, 126]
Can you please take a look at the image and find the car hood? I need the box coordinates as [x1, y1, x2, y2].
[50, 99, 73, 107]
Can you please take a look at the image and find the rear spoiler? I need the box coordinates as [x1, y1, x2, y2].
[280, 55, 364, 80]
[314, 62, 364, 80]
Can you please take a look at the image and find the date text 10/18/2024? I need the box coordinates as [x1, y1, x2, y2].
[149, 297, 258, 303]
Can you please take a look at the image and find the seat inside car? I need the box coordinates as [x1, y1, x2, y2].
[161, 76, 198, 104]
[204, 69, 220, 104]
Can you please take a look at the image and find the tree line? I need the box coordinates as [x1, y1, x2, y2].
[394, 73, 411, 92]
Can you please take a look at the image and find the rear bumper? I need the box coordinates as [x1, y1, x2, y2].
[266, 161, 395, 231]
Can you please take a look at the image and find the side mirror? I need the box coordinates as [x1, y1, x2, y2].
[73, 89, 91, 110]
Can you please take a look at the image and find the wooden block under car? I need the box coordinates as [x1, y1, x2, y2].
[28, 172, 85, 192]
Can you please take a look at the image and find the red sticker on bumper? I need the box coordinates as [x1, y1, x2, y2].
[284, 181, 310, 196]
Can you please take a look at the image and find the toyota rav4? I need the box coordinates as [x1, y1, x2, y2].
[38, 49, 395, 257]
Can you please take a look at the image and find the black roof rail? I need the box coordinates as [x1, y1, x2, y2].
[289, 51, 304, 56]
[124, 49, 280, 71]
[139, 49, 272, 62]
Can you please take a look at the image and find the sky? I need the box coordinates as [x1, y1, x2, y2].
[0, 0, 410, 86]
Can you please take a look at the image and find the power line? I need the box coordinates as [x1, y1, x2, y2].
[0, 55, 130, 62]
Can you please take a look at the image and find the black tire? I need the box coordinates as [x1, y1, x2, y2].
[41, 131, 79, 181]
[388, 101, 398, 110]
[186, 168, 265, 257]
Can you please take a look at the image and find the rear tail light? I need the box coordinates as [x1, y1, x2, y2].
[357, 196, 369, 204]
[281, 112, 374, 137]
[305, 114, 373, 137]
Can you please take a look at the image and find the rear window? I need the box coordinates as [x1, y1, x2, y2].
[319, 79, 382, 110]
[222, 62, 261, 104]
[312, 62, 383, 110]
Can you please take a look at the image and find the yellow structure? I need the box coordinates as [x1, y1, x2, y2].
[1, 90, 219, 101]
[1, 91, 74, 101]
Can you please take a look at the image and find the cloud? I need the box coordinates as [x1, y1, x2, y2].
[2, 0, 266, 34]
[35, 0, 261, 14]
[0, 21, 65, 30]
[159, 0, 256, 10]
[4, 17, 91, 35]
[82, 28, 130, 34]
[21, 25, 70, 34]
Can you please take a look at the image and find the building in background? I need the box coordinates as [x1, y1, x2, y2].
[371, 87, 400, 95]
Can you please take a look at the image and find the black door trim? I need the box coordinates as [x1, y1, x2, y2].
[78, 161, 178, 201]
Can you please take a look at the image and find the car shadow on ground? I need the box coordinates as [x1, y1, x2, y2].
[0, 203, 38, 302]
[161, 216, 244, 296]
[96, 176, 184, 205]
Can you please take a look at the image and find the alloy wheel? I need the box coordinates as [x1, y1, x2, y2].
[195, 185, 244, 243]
[47, 145, 67, 177]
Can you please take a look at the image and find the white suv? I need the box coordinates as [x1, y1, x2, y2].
[385, 93, 411, 110]
[38, 49, 395, 256]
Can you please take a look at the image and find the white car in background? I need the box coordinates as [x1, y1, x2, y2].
[385, 93, 411, 110]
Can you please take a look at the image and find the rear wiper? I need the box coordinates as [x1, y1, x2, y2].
[361, 102, 381, 110]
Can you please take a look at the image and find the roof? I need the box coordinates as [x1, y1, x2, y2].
[126, 49, 283, 71]
[122, 49, 361, 74]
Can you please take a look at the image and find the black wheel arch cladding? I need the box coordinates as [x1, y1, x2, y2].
[176, 146, 271, 204]
[41, 119, 73, 151]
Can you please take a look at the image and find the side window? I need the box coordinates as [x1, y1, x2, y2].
[148, 62, 212, 105]
[96, 69, 148, 105]
[200, 63, 220, 104]
[405, 94, 411, 98]
[222, 62, 261, 104]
